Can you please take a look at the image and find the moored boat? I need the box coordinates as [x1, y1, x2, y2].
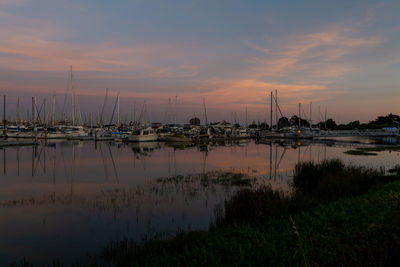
[126, 127, 158, 142]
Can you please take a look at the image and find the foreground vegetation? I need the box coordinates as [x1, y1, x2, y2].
[95, 159, 400, 266]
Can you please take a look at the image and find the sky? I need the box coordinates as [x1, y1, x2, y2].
[0, 0, 399, 124]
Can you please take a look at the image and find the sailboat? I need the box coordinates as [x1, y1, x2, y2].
[126, 101, 158, 142]
[37, 126, 67, 139]
[63, 66, 90, 140]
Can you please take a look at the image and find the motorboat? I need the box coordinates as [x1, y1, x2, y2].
[127, 127, 158, 142]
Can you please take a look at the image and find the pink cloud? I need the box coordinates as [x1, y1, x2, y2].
[0, 11, 200, 80]
[245, 26, 382, 78]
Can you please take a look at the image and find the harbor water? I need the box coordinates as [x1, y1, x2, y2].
[0, 137, 399, 264]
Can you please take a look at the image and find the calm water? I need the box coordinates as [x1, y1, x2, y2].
[0, 138, 399, 264]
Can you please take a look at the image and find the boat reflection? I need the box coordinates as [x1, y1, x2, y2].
[127, 142, 162, 157]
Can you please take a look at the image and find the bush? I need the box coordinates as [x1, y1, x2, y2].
[219, 159, 395, 224]
[292, 159, 388, 201]
[292, 159, 344, 194]
[218, 186, 291, 225]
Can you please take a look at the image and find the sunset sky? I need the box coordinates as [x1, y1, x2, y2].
[0, 0, 399, 124]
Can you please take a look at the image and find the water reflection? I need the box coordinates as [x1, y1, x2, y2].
[0, 137, 399, 264]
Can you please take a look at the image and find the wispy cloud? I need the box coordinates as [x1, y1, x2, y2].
[0, 11, 199, 79]
[246, 26, 382, 79]
[180, 79, 330, 109]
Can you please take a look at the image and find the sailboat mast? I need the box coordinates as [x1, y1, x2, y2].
[70, 66, 75, 126]
[275, 89, 278, 130]
[76, 96, 83, 126]
[117, 94, 120, 126]
[43, 98, 46, 126]
[245, 106, 248, 127]
[309, 102, 312, 130]
[203, 98, 208, 126]
[17, 96, 20, 126]
[100, 88, 109, 127]
[270, 91, 273, 131]
[174, 95, 177, 126]
[134, 102, 136, 125]
[299, 103, 301, 128]
[3, 95, 6, 133]
[144, 100, 147, 127]
[318, 105, 321, 130]
[32, 97, 35, 127]
[35, 97, 38, 124]
[52, 93, 56, 127]
[275, 90, 279, 130]
[130, 103, 133, 124]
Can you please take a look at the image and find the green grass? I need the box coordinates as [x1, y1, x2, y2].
[98, 160, 400, 266]
[101, 180, 400, 266]
[292, 159, 390, 201]
[215, 159, 393, 226]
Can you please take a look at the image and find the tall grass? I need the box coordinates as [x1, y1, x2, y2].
[218, 159, 395, 225]
[100, 179, 400, 266]
[292, 159, 387, 201]
[389, 165, 400, 175]
[219, 186, 291, 225]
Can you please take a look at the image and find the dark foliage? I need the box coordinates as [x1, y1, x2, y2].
[292, 159, 389, 200]
[99, 179, 400, 267]
[289, 115, 310, 127]
[221, 187, 291, 224]
[277, 116, 290, 128]
[220, 159, 395, 225]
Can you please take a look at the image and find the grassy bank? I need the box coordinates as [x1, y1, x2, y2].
[99, 160, 400, 266]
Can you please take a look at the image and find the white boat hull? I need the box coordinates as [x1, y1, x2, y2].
[37, 133, 67, 139]
[127, 134, 158, 142]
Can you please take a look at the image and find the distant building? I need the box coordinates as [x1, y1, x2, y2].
[189, 117, 200, 126]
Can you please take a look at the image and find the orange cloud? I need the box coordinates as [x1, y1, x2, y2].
[245, 26, 382, 78]
[173, 79, 330, 111]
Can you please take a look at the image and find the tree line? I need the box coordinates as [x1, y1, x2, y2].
[248, 113, 400, 130]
